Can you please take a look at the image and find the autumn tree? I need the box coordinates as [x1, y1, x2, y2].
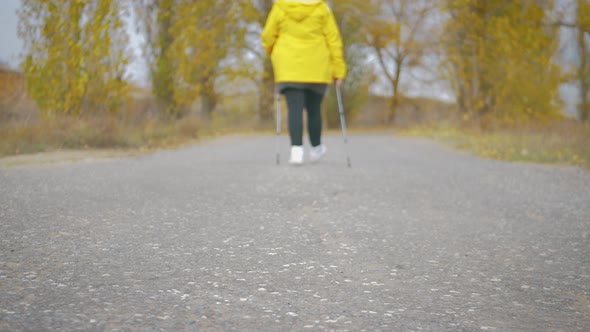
[168, 1, 245, 118]
[442, 0, 563, 125]
[135, 0, 178, 116]
[18, 0, 129, 117]
[362, 0, 437, 125]
[237, 0, 275, 124]
[324, 0, 374, 128]
[550, 0, 590, 122]
[135, 0, 247, 118]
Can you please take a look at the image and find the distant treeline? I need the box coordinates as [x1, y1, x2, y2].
[13, 0, 590, 126]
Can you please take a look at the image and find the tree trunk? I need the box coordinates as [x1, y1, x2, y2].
[153, 0, 176, 115]
[387, 58, 403, 126]
[200, 92, 217, 119]
[200, 76, 217, 119]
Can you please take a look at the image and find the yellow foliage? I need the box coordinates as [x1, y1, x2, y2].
[135, 0, 250, 117]
[18, 0, 129, 117]
[168, 1, 236, 110]
[580, 0, 590, 31]
[443, 0, 563, 125]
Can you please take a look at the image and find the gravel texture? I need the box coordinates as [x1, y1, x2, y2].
[1, 134, 589, 331]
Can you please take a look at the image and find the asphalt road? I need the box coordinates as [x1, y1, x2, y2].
[1, 134, 589, 331]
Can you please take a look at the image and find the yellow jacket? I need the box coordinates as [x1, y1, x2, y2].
[261, 0, 347, 84]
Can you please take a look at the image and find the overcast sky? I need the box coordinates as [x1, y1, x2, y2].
[0, 0, 23, 68]
[0, 0, 147, 83]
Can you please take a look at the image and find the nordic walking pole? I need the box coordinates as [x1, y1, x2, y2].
[335, 85, 352, 168]
[275, 91, 281, 165]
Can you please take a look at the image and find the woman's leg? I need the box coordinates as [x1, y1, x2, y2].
[304, 90, 325, 147]
[283, 88, 305, 146]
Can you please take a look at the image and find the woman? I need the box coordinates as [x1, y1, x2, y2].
[262, 0, 347, 165]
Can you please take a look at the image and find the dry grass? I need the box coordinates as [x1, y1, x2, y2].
[0, 116, 201, 157]
[0, 85, 267, 159]
[0, 72, 207, 158]
[2, 75, 588, 172]
[399, 121, 590, 169]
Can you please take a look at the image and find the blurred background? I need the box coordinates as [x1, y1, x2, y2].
[0, 0, 588, 167]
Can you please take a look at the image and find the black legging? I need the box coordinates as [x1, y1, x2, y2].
[282, 88, 324, 147]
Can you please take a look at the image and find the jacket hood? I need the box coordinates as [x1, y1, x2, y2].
[276, 0, 323, 22]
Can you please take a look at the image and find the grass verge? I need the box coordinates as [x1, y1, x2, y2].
[398, 122, 590, 170]
[0, 116, 201, 158]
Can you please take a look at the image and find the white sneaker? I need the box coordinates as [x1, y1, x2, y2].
[309, 144, 327, 162]
[289, 146, 304, 165]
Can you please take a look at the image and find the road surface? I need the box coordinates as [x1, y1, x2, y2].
[1, 134, 589, 331]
